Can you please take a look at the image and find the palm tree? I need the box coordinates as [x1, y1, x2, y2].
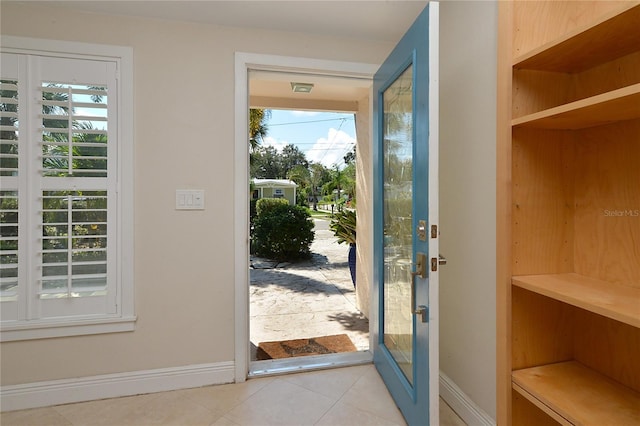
[287, 164, 310, 206]
[341, 162, 356, 206]
[308, 163, 328, 210]
[330, 165, 345, 208]
[249, 109, 271, 152]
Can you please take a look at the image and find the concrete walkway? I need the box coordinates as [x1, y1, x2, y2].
[250, 217, 369, 360]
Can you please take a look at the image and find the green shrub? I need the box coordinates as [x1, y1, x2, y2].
[256, 197, 289, 216]
[252, 203, 315, 261]
[250, 199, 258, 224]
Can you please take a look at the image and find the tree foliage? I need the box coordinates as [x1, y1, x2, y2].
[323, 163, 355, 207]
[308, 163, 330, 210]
[343, 145, 356, 166]
[249, 109, 270, 151]
[250, 143, 307, 179]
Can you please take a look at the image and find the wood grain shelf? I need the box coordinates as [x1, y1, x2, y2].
[499, 2, 640, 424]
[512, 273, 640, 328]
[511, 84, 640, 129]
[512, 361, 640, 426]
[513, 3, 640, 72]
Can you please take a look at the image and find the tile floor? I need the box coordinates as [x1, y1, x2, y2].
[1, 364, 466, 426]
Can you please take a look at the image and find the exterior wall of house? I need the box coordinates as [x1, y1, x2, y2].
[0, 2, 394, 386]
[355, 96, 372, 318]
[253, 186, 296, 206]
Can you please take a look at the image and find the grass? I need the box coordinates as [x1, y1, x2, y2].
[306, 207, 333, 219]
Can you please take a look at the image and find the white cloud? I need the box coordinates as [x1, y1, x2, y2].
[290, 110, 321, 117]
[306, 128, 355, 169]
[261, 136, 289, 152]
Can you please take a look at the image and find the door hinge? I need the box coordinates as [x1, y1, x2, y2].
[416, 305, 428, 323]
[431, 224, 438, 239]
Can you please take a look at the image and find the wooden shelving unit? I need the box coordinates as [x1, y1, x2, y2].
[497, 2, 640, 424]
[512, 274, 640, 328]
[513, 362, 640, 426]
[511, 84, 640, 129]
[513, 2, 640, 72]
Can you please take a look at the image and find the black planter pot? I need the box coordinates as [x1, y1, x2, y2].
[348, 243, 356, 287]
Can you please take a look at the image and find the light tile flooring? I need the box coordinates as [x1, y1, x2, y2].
[1, 365, 466, 426]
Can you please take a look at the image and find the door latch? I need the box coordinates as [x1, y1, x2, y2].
[431, 255, 447, 271]
[417, 220, 427, 241]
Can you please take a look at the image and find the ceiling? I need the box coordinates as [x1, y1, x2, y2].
[25, 1, 428, 43]
[250, 70, 373, 111]
[20, 0, 428, 108]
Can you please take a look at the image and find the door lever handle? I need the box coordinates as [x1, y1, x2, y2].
[411, 252, 428, 322]
[410, 252, 427, 279]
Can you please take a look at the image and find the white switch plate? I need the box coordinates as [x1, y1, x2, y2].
[176, 189, 205, 210]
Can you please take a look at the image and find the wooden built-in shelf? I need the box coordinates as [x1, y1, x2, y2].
[513, 3, 640, 72]
[500, 1, 640, 424]
[512, 273, 640, 328]
[513, 361, 640, 426]
[511, 84, 640, 129]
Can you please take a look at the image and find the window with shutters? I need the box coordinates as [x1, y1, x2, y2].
[0, 38, 134, 341]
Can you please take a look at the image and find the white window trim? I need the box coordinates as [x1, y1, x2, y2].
[0, 36, 135, 342]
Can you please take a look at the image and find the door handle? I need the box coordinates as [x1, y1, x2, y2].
[410, 252, 427, 279]
[411, 252, 428, 323]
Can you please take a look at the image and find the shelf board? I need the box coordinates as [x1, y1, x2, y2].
[512, 273, 640, 328]
[512, 84, 640, 129]
[513, 361, 640, 425]
[514, 3, 640, 72]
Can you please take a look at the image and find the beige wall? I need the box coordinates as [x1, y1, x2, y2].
[1, 3, 499, 422]
[439, 0, 497, 420]
[0, 2, 393, 386]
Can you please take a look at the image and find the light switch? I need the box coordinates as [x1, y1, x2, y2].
[176, 190, 205, 210]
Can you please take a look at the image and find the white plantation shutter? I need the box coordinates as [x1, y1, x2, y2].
[35, 57, 117, 318]
[0, 39, 133, 339]
[0, 53, 24, 322]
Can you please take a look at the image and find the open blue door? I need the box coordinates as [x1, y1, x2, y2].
[372, 3, 439, 425]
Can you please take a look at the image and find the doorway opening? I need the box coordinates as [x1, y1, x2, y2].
[248, 107, 367, 363]
[245, 67, 372, 375]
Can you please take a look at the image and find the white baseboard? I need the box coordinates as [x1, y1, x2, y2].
[439, 371, 495, 426]
[1, 361, 235, 412]
[3, 363, 494, 422]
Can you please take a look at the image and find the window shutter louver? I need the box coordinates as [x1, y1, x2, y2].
[40, 84, 108, 178]
[35, 57, 117, 318]
[1, 53, 22, 321]
[1, 52, 119, 323]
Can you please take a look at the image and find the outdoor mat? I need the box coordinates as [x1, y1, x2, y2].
[256, 334, 357, 360]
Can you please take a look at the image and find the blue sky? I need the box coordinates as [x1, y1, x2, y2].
[261, 109, 356, 170]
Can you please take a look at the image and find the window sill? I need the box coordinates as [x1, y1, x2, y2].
[0, 316, 137, 342]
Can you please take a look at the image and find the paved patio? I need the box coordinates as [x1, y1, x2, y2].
[250, 217, 369, 360]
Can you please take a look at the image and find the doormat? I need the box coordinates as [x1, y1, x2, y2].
[256, 334, 357, 360]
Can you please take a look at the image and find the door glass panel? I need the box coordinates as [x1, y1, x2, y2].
[382, 64, 414, 384]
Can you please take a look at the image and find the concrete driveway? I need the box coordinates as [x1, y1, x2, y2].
[250, 217, 369, 360]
